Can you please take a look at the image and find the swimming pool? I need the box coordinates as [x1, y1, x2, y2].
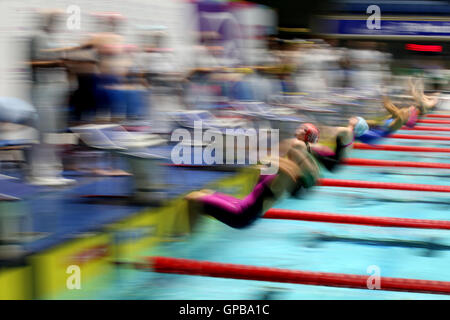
[59, 116, 450, 300]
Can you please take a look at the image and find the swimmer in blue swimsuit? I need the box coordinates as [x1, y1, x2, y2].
[358, 96, 419, 144]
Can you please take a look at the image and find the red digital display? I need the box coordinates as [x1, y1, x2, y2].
[405, 44, 442, 52]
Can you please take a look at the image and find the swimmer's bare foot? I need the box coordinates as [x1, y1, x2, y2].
[185, 189, 215, 200]
[201, 189, 215, 194]
[408, 78, 422, 101]
[108, 169, 132, 176]
[91, 169, 111, 176]
[91, 169, 131, 176]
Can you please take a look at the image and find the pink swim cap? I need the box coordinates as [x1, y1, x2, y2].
[297, 123, 319, 144]
[405, 107, 419, 128]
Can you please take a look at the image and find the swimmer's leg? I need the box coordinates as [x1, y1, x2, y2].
[382, 96, 402, 118]
[409, 78, 439, 113]
[382, 96, 409, 131]
[190, 175, 276, 228]
[186, 161, 298, 228]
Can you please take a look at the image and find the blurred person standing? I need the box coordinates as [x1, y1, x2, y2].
[132, 26, 181, 117]
[65, 13, 135, 176]
[377, 42, 393, 90]
[347, 41, 387, 96]
[62, 12, 134, 122]
[28, 10, 75, 186]
[321, 38, 347, 92]
[190, 31, 224, 70]
[295, 40, 328, 98]
[182, 32, 223, 109]
[136, 27, 179, 77]
[88, 12, 130, 122]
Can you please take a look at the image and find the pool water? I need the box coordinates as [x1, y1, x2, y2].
[70, 115, 450, 300]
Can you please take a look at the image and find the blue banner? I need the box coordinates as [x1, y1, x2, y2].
[315, 16, 450, 38]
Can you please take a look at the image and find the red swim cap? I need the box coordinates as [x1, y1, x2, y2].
[297, 123, 319, 143]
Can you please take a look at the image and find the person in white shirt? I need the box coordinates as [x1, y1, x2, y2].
[28, 10, 75, 186]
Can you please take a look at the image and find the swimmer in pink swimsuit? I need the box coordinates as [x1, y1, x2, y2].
[185, 144, 318, 229]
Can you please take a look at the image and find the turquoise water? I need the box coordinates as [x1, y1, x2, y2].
[85, 121, 450, 300]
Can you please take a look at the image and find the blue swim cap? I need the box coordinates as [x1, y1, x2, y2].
[354, 116, 369, 137]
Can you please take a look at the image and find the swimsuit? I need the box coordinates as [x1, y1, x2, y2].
[196, 174, 276, 229]
[358, 118, 393, 144]
[405, 108, 419, 128]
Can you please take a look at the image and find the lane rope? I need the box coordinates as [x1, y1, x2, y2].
[133, 256, 450, 295]
[353, 143, 450, 153]
[401, 126, 450, 132]
[425, 114, 450, 119]
[118, 112, 450, 298]
[343, 158, 450, 169]
[318, 178, 450, 192]
[264, 209, 450, 230]
[417, 119, 450, 124]
[388, 134, 450, 141]
[142, 113, 450, 297]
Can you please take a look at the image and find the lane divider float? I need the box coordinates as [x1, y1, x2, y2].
[417, 119, 450, 124]
[352, 143, 450, 153]
[343, 158, 450, 169]
[388, 134, 450, 141]
[318, 178, 450, 192]
[264, 209, 450, 230]
[401, 126, 450, 132]
[125, 256, 450, 295]
[425, 114, 450, 119]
